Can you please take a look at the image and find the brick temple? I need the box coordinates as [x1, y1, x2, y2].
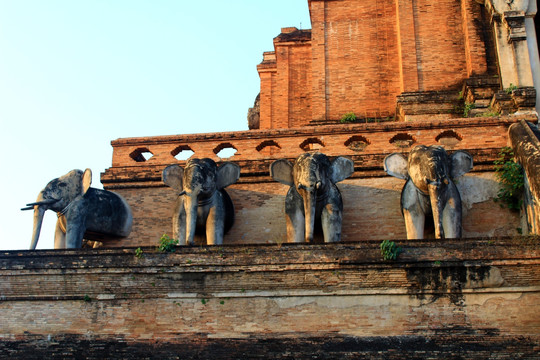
[101, 0, 539, 247]
[2, 1, 540, 358]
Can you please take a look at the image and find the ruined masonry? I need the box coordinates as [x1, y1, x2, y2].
[2, 1, 540, 358]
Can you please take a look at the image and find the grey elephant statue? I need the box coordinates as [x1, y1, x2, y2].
[384, 145, 473, 239]
[270, 152, 354, 243]
[162, 158, 240, 245]
[21, 169, 133, 249]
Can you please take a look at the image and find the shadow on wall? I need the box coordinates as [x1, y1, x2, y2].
[457, 173, 521, 237]
[227, 179, 408, 243]
[226, 174, 522, 244]
[226, 187, 288, 245]
[109, 173, 521, 247]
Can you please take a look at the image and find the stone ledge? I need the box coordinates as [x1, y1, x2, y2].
[2, 237, 539, 301]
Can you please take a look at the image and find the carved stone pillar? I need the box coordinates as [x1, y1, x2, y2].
[486, 1, 536, 92]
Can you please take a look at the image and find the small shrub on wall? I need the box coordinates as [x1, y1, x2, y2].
[494, 147, 524, 211]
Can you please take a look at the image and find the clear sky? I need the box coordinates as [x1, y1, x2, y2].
[0, 1, 311, 250]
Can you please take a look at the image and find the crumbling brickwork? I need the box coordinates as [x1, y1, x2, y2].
[1, 239, 539, 358]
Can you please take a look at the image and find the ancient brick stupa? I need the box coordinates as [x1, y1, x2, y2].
[102, 0, 540, 246]
[3, 1, 540, 358]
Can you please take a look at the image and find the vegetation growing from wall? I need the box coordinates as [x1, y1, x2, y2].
[463, 102, 475, 117]
[158, 234, 179, 252]
[505, 83, 518, 94]
[340, 112, 357, 123]
[494, 147, 524, 210]
[380, 240, 402, 260]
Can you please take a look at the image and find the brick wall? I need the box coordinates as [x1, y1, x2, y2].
[311, 0, 401, 120]
[101, 116, 535, 248]
[1, 239, 539, 358]
[106, 116, 528, 169]
[105, 172, 520, 247]
[258, 0, 494, 127]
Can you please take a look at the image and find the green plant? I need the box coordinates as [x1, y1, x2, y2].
[475, 109, 500, 117]
[201, 298, 208, 305]
[135, 247, 143, 258]
[158, 234, 179, 252]
[463, 102, 475, 117]
[380, 240, 402, 261]
[505, 83, 518, 94]
[340, 112, 357, 123]
[83, 294, 91, 302]
[494, 147, 524, 211]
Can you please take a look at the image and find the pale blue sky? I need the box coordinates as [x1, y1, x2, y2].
[0, 1, 311, 250]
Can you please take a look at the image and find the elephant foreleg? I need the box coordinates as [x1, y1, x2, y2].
[286, 209, 305, 243]
[64, 206, 87, 248]
[54, 218, 66, 249]
[321, 203, 342, 243]
[401, 181, 428, 239]
[173, 198, 187, 245]
[206, 206, 225, 245]
[403, 210, 425, 240]
[65, 222, 85, 248]
[441, 196, 462, 238]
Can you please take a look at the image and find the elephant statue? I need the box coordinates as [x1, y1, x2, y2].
[270, 152, 354, 243]
[384, 145, 473, 239]
[162, 158, 240, 245]
[21, 169, 133, 249]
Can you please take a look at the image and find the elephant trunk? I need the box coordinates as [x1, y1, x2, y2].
[428, 182, 445, 239]
[184, 194, 198, 246]
[30, 205, 46, 250]
[303, 191, 316, 243]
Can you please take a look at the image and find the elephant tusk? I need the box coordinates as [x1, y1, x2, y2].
[24, 199, 59, 207]
[24, 200, 58, 207]
[21, 206, 34, 211]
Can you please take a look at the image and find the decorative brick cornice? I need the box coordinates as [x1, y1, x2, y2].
[102, 115, 537, 188]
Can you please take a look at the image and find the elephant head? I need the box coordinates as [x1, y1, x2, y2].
[384, 145, 473, 239]
[22, 169, 92, 249]
[22, 169, 132, 249]
[271, 152, 354, 243]
[162, 158, 240, 245]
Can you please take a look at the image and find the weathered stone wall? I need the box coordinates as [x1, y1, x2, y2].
[1, 239, 539, 358]
[510, 120, 540, 234]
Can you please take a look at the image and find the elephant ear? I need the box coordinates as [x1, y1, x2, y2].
[330, 157, 354, 183]
[82, 168, 92, 195]
[450, 150, 473, 179]
[162, 164, 184, 192]
[270, 159, 294, 186]
[384, 153, 409, 180]
[217, 162, 241, 189]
